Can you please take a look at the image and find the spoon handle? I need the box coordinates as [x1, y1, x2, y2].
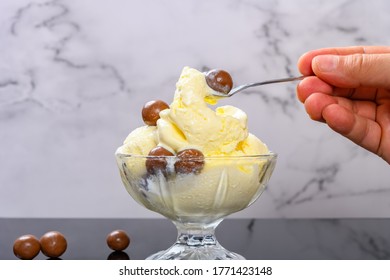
[226, 75, 307, 97]
[244, 75, 306, 88]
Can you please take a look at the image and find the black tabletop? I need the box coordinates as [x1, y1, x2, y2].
[1, 218, 389, 260]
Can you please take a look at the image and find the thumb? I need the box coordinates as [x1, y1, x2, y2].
[312, 53, 390, 89]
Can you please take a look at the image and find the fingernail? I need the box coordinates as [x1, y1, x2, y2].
[313, 55, 339, 73]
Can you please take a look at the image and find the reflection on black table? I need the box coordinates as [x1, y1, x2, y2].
[1, 218, 390, 260]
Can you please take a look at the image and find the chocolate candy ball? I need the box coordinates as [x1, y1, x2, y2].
[146, 146, 174, 174]
[174, 149, 205, 174]
[142, 100, 169, 126]
[40, 231, 67, 258]
[106, 230, 130, 251]
[205, 69, 233, 94]
[13, 234, 41, 260]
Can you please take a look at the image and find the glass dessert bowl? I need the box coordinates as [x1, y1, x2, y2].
[115, 152, 277, 260]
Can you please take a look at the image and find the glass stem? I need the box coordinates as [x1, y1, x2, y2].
[174, 220, 222, 246]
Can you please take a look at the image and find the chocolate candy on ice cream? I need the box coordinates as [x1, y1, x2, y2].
[142, 100, 169, 126]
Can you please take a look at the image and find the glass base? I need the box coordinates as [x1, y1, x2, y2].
[145, 220, 246, 260]
[146, 242, 245, 260]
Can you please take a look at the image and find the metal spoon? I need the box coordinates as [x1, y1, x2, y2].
[211, 75, 307, 97]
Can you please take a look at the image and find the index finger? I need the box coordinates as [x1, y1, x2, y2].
[297, 46, 390, 75]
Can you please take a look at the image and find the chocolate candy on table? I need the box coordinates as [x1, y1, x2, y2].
[145, 146, 174, 174]
[174, 149, 205, 174]
[205, 69, 233, 94]
[142, 100, 169, 126]
[106, 230, 130, 251]
[40, 231, 67, 258]
[13, 234, 41, 260]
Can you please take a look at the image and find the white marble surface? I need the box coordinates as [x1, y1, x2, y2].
[1, 0, 390, 218]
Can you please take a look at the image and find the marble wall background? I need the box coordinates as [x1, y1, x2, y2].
[1, 0, 389, 218]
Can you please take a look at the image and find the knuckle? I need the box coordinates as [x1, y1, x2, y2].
[343, 54, 375, 86]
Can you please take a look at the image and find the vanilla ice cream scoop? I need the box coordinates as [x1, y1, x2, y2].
[118, 66, 268, 157]
[155, 67, 268, 156]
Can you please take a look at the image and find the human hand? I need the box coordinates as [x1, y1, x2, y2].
[296, 46, 390, 164]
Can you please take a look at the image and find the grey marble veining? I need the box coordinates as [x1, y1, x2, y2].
[228, 219, 390, 259]
[0, 0, 389, 218]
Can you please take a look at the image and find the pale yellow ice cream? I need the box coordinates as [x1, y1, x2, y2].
[121, 126, 157, 155]
[158, 67, 268, 156]
[116, 67, 274, 223]
[117, 66, 269, 157]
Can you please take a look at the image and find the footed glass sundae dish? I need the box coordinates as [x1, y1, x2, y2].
[115, 153, 276, 259]
[115, 67, 277, 259]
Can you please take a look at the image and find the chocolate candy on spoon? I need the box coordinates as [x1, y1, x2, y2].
[205, 69, 233, 94]
[142, 100, 169, 126]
